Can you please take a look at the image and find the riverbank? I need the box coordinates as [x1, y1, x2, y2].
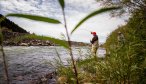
[2, 28, 90, 46]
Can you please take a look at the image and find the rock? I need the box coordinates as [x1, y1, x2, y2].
[19, 43, 29, 46]
[40, 76, 48, 83]
[57, 76, 67, 84]
[84, 83, 93, 84]
[15, 76, 23, 81]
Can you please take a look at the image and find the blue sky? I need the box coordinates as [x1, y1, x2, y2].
[0, 0, 128, 43]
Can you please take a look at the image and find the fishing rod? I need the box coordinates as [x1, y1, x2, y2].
[80, 29, 96, 34]
[80, 29, 92, 33]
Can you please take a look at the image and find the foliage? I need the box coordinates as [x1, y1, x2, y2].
[99, 0, 146, 15]
[104, 9, 146, 83]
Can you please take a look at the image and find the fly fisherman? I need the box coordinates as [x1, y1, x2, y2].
[90, 32, 99, 57]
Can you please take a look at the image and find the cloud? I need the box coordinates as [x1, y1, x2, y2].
[0, 0, 128, 43]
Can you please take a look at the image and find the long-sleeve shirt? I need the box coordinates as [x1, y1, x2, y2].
[90, 35, 98, 44]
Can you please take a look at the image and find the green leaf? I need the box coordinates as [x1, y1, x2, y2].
[71, 7, 121, 34]
[11, 34, 69, 49]
[58, 0, 65, 9]
[6, 14, 61, 24]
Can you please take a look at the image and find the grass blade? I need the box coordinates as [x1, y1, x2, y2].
[58, 0, 65, 9]
[71, 7, 121, 34]
[6, 14, 61, 24]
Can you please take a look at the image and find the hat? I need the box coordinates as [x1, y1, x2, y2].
[91, 32, 96, 35]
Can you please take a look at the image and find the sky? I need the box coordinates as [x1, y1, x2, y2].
[0, 0, 128, 43]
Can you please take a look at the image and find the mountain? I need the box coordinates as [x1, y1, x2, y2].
[0, 14, 28, 33]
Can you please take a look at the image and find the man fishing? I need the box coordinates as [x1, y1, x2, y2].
[90, 32, 99, 57]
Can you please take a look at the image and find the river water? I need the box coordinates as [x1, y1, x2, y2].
[0, 46, 106, 84]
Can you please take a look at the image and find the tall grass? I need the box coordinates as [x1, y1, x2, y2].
[52, 41, 145, 83]
[0, 16, 9, 84]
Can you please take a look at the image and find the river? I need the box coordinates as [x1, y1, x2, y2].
[0, 46, 106, 84]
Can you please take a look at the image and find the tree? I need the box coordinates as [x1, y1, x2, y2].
[99, 0, 146, 15]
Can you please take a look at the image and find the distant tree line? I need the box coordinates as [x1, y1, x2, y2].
[0, 14, 28, 33]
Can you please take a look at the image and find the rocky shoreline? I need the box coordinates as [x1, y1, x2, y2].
[3, 39, 55, 46]
[2, 28, 90, 46]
